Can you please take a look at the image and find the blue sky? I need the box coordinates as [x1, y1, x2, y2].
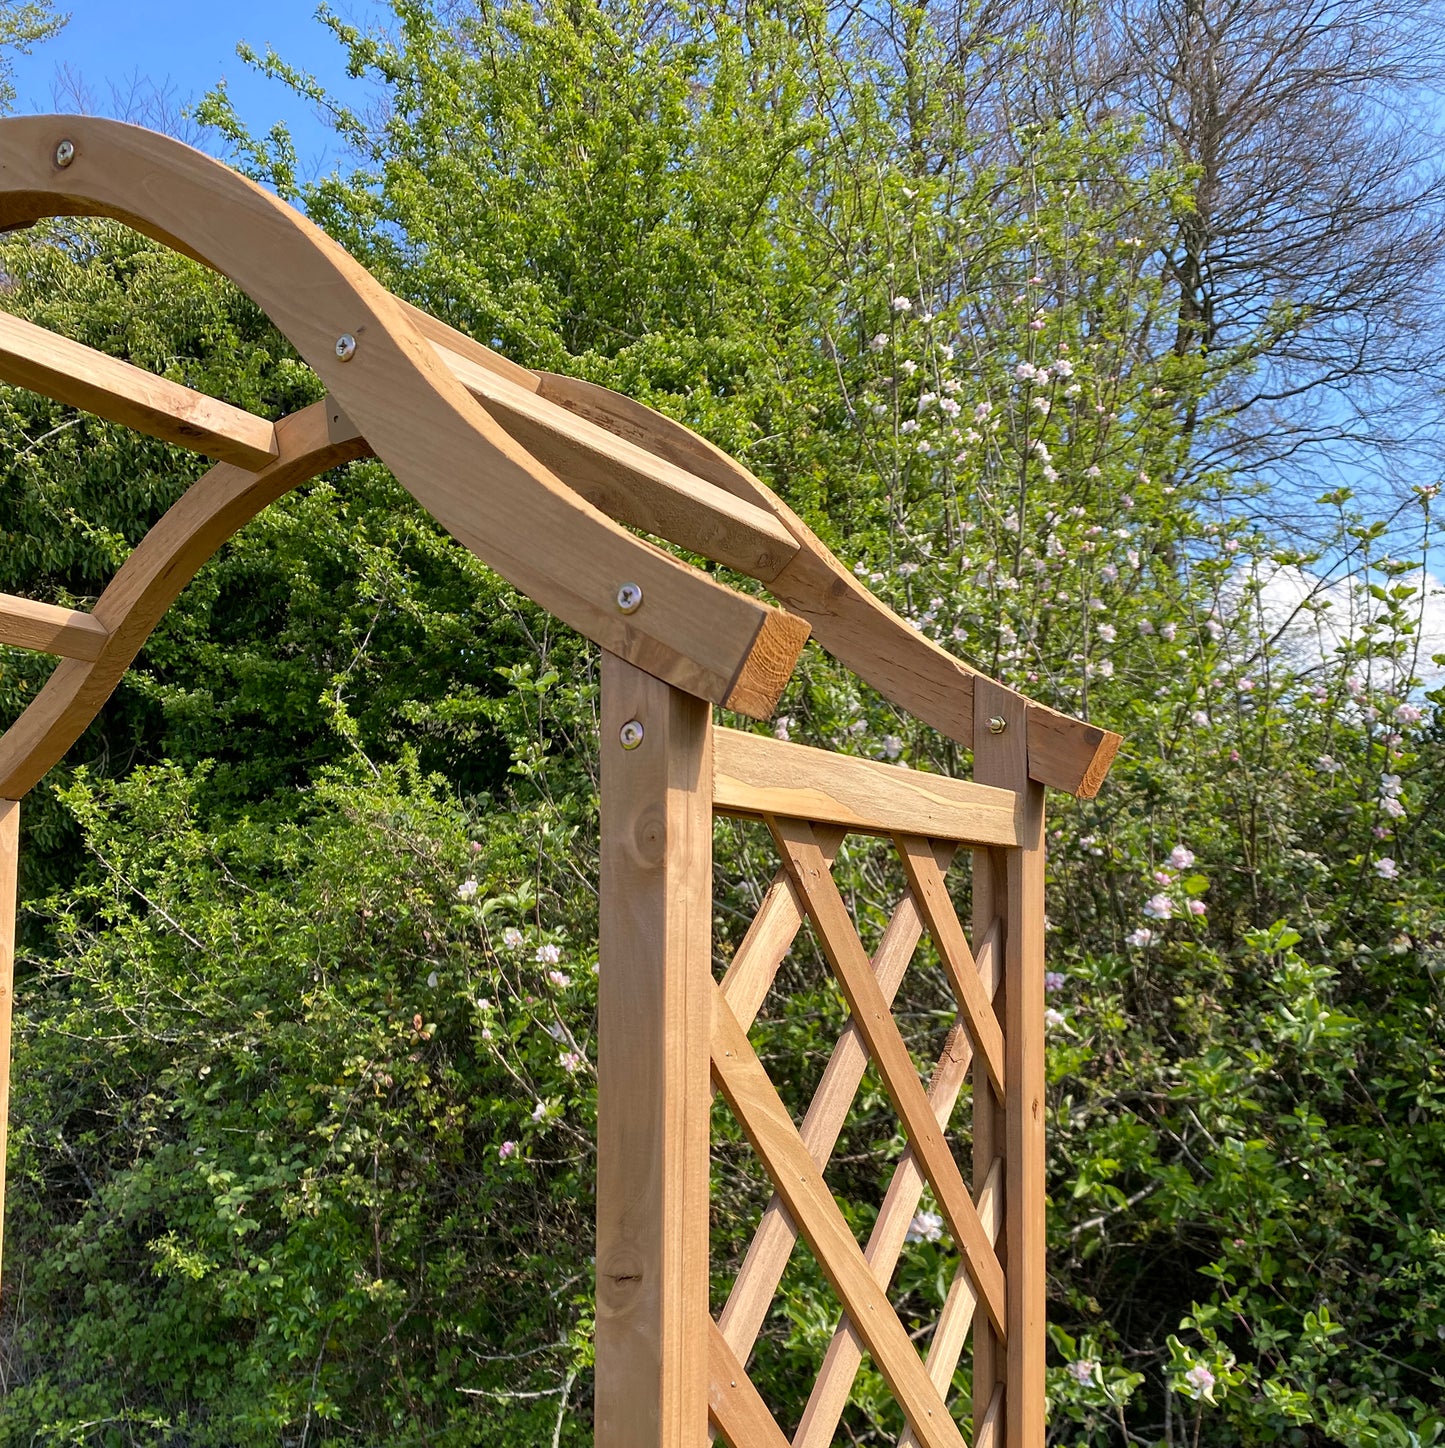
[7, 1, 386, 173]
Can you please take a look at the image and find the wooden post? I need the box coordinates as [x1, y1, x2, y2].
[974, 680, 1048, 1447]
[596, 653, 713, 1448]
[0, 799, 18, 1292]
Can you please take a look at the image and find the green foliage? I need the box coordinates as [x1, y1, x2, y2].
[2, 1, 1445, 1443]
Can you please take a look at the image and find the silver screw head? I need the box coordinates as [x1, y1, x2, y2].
[616, 582, 643, 614]
[334, 333, 357, 361]
[54, 139, 75, 168]
[988, 716, 1008, 734]
[619, 719, 645, 750]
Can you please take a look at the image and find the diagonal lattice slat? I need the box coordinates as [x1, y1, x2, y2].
[895, 833, 1006, 1092]
[768, 816, 1008, 1338]
[719, 828, 846, 1029]
[791, 921, 1004, 1448]
[711, 983, 968, 1448]
[710, 1322, 792, 1448]
[717, 840, 955, 1358]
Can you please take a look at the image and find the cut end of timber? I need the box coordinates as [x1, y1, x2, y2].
[1026, 706, 1122, 799]
[723, 608, 811, 719]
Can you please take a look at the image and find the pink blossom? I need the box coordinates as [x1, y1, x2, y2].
[1153, 870, 1174, 886]
[560, 1051, 584, 1072]
[905, 1210, 944, 1244]
[1375, 857, 1400, 880]
[1187, 899, 1207, 916]
[1160, 622, 1177, 642]
[1395, 702, 1424, 724]
[548, 969, 571, 988]
[891, 296, 913, 312]
[535, 943, 562, 966]
[1097, 623, 1117, 642]
[1044, 1006, 1067, 1028]
[1143, 893, 1174, 920]
[1045, 970, 1067, 992]
[502, 927, 524, 949]
[498, 1140, 519, 1160]
[1183, 1364, 1216, 1398]
[1067, 1359, 1100, 1385]
[1169, 846, 1196, 870]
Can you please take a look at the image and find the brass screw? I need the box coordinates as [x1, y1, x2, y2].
[619, 719, 645, 750]
[988, 716, 1007, 734]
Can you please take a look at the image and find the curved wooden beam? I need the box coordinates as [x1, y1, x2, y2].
[0, 116, 808, 724]
[374, 296, 1118, 795]
[532, 373, 1121, 798]
[0, 399, 367, 799]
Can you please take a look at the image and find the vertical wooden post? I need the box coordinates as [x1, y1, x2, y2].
[0, 799, 18, 1291]
[974, 681, 1047, 1447]
[596, 652, 713, 1448]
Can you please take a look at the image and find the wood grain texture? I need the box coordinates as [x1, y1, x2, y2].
[793, 919, 1001, 1448]
[0, 115, 808, 719]
[597, 654, 712, 1448]
[0, 309, 279, 469]
[0, 400, 368, 799]
[0, 593, 107, 660]
[433, 341, 799, 581]
[975, 678, 1049, 1448]
[713, 729, 1019, 845]
[707, 1323, 791, 1448]
[717, 848, 952, 1360]
[535, 369, 1121, 797]
[895, 1157, 1004, 1448]
[970, 839, 1008, 1444]
[0, 800, 17, 1291]
[769, 818, 1007, 1338]
[711, 987, 966, 1448]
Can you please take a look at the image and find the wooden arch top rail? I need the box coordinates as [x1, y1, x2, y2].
[0, 113, 1119, 801]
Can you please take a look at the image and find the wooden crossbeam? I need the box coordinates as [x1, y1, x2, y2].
[793, 919, 1003, 1448]
[717, 843, 954, 1360]
[0, 593, 108, 660]
[432, 340, 800, 583]
[0, 310, 280, 470]
[714, 729, 1020, 846]
[769, 818, 1008, 1337]
[711, 986, 967, 1448]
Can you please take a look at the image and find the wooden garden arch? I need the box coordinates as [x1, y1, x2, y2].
[0, 118, 1120, 1447]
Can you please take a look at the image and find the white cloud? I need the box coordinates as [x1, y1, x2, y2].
[1244, 562, 1445, 685]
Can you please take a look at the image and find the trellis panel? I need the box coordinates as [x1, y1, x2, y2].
[600, 692, 1050, 1448]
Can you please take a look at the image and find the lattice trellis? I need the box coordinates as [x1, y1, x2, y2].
[597, 654, 1049, 1448]
[707, 820, 1006, 1448]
